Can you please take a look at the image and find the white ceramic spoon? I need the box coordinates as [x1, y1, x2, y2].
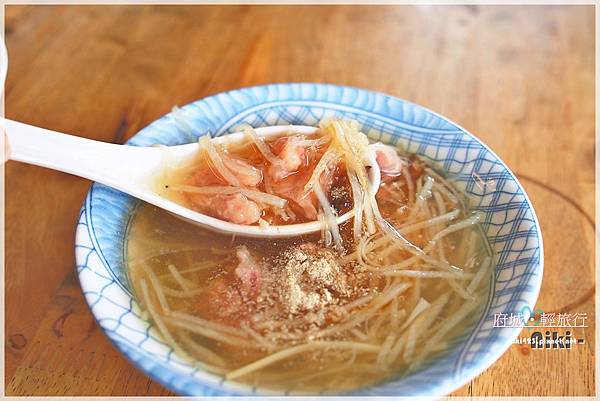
[3, 118, 381, 238]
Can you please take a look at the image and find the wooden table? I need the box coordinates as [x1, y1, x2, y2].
[4, 5, 594, 396]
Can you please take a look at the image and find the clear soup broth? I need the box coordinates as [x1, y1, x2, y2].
[125, 119, 492, 394]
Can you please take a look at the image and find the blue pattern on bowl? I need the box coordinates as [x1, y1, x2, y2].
[76, 83, 543, 396]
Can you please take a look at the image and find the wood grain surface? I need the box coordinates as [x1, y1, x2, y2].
[4, 4, 595, 396]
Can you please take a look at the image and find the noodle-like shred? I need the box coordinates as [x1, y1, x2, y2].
[467, 255, 492, 294]
[406, 175, 434, 221]
[225, 341, 381, 380]
[163, 316, 259, 348]
[199, 135, 242, 187]
[147, 270, 171, 313]
[408, 299, 479, 369]
[302, 147, 340, 197]
[239, 124, 283, 166]
[139, 278, 214, 370]
[387, 292, 449, 365]
[167, 264, 194, 291]
[348, 172, 365, 242]
[314, 182, 343, 251]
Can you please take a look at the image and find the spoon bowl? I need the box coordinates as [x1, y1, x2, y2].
[3, 118, 380, 238]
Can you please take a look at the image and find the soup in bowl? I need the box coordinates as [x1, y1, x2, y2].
[76, 83, 543, 396]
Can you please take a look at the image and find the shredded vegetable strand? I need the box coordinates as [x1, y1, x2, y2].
[199, 135, 242, 187]
[406, 175, 434, 220]
[139, 279, 194, 363]
[239, 124, 283, 165]
[314, 182, 343, 251]
[302, 147, 340, 197]
[225, 341, 381, 380]
[167, 264, 193, 291]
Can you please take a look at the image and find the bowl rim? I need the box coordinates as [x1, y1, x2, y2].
[76, 82, 544, 397]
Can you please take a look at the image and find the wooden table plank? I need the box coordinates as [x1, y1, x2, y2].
[4, 4, 594, 396]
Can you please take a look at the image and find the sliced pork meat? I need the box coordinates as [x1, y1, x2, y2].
[197, 277, 244, 324]
[194, 246, 265, 325]
[234, 246, 262, 296]
[372, 143, 403, 177]
[212, 193, 262, 225]
[223, 157, 263, 187]
[268, 136, 308, 181]
[267, 169, 318, 221]
[188, 165, 223, 187]
[186, 167, 263, 224]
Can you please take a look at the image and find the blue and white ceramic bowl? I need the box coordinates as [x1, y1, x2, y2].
[75, 83, 543, 397]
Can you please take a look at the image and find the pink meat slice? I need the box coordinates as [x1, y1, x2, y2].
[186, 165, 263, 225]
[234, 246, 262, 295]
[226, 158, 263, 187]
[268, 136, 307, 181]
[373, 143, 403, 176]
[210, 193, 262, 225]
[267, 171, 319, 220]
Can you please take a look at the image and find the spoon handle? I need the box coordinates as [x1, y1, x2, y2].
[2, 118, 161, 189]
